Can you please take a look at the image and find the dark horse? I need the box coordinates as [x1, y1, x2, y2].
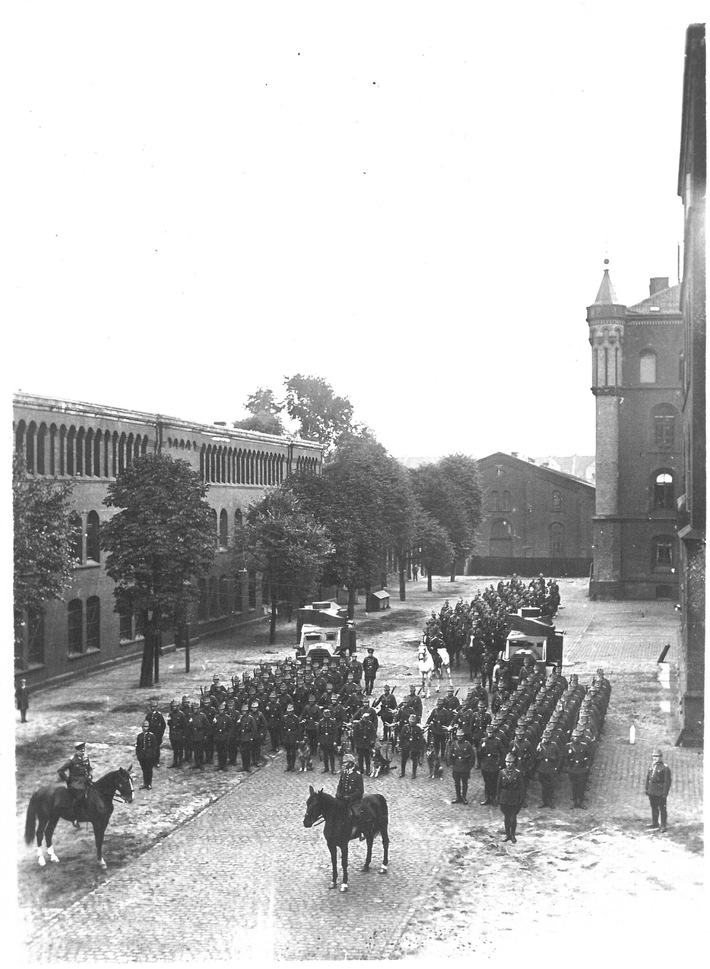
[25, 766, 134, 869]
[303, 786, 389, 892]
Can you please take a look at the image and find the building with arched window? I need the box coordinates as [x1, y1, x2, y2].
[13, 392, 323, 686]
[587, 268, 683, 601]
[468, 452, 595, 576]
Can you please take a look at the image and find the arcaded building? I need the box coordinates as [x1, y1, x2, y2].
[13, 392, 323, 687]
[467, 452, 595, 577]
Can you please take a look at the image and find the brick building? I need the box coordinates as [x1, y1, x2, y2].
[587, 269, 683, 601]
[467, 452, 594, 577]
[676, 23, 705, 745]
[13, 392, 323, 687]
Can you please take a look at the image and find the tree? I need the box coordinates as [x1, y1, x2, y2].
[233, 387, 285, 436]
[231, 489, 332, 644]
[288, 437, 419, 617]
[283, 374, 359, 451]
[101, 454, 217, 687]
[13, 452, 75, 652]
[410, 454, 482, 580]
[413, 513, 455, 593]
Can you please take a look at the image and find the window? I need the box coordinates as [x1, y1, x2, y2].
[552, 491, 562, 512]
[119, 602, 133, 642]
[502, 491, 511, 512]
[490, 490, 500, 511]
[549, 523, 565, 557]
[219, 510, 229, 548]
[653, 405, 675, 447]
[86, 511, 100, 563]
[235, 508, 243, 530]
[490, 519, 512, 540]
[210, 508, 218, 547]
[640, 350, 657, 383]
[69, 513, 83, 564]
[68, 599, 83, 654]
[653, 472, 674, 510]
[653, 537, 674, 570]
[86, 597, 100, 650]
[27, 607, 45, 666]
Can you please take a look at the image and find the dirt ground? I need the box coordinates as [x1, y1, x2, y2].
[12, 576, 706, 963]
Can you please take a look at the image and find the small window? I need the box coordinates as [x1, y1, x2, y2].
[86, 511, 100, 563]
[69, 514, 83, 565]
[210, 508, 219, 547]
[86, 597, 100, 650]
[640, 350, 657, 384]
[219, 509, 229, 548]
[552, 491, 562, 513]
[549, 523, 565, 557]
[502, 490, 511, 512]
[653, 406, 676, 448]
[490, 490, 500, 511]
[653, 537, 674, 570]
[654, 472, 674, 510]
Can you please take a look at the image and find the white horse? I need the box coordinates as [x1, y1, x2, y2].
[417, 644, 435, 698]
[432, 646, 453, 690]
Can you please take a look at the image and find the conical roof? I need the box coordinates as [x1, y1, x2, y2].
[592, 267, 619, 305]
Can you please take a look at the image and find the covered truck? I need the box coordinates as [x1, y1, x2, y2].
[502, 607, 564, 682]
[295, 601, 356, 663]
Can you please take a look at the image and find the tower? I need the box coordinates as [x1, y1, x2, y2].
[587, 261, 626, 597]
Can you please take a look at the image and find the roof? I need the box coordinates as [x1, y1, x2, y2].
[477, 452, 595, 492]
[592, 268, 619, 306]
[369, 590, 390, 600]
[627, 284, 682, 316]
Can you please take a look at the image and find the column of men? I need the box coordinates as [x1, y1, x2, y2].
[133, 647, 388, 783]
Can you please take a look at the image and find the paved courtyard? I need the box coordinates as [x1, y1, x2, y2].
[11, 577, 704, 963]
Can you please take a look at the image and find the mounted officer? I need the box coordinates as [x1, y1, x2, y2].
[335, 753, 364, 839]
[58, 741, 93, 827]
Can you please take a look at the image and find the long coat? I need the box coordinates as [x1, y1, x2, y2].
[645, 762, 672, 797]
[496, 766, 526, 807]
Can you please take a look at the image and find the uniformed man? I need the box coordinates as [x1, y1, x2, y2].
[362, 647, 379, 696]
[479, 726, 505, 805]
[58, 741, 93, 825]
[300, 693, 322, 756]
[352, 712, 377, 777]
[399, 714, 425, 778]
[425, 699, 450, 760]
[213, 703, 232, 772]
[449, 728, 475, 804]
[402, 684, 423, 722]
[250, 700, 268, 767]
[236, 704, 257, 772]
[442, 685, 461, 713]
[335, 753, 364, 839]
[187, 701, 208, 770]
[373, 684, 397, 740]
[536, 727, 562, 807]
[264, 690, 283, 752]
[645, 748, 672, 832]
[318, 706, 339, 773]
[144, 700, 166, 768]
[281, 703, 301, 772]
[135, 721, 158, 790]
[167, 699, 188, 769]
[497, 751, 526, 843]
[565, 727, 592, 808]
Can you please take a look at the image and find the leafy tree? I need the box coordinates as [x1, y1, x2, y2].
[410, 454, 482, 581]
[233, 387, 285, 436]
[13, 451, 75, 629]
[283, 374, 358, 451]
[101, 454, 217, 687]
[288, 437, 418, 616]
[413, 513, 455, 593]
[231, 489, 332, 644]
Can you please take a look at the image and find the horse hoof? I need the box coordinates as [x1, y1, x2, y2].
[37, 856, 46, 867]
[99, 860, 107, 870]
[361, 865, 370, 872]
[329, 883, 337, 890]
[49, 854, 59, 864]
[379, 866, 388, 874]
[339, 884, 349, 892]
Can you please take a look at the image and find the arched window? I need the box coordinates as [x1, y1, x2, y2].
[219, 509, 229, 548]
[86, 597, 100, 650]
[552, 490, 562, 512]
[69, 513, 83, 564]
[68, 599, 83, 654]
[490, 519, 512, 540]
[653, 536, 675, 570]
[502, 490, 512, 512]
[653, 404, 676, 447]
[489, 519, 513, 556]
[549, 523, 565, 557]
[490, 491, 500, 511]
[86, 511, 100, 563]
[653, 472, 675, 510]
[640, 350, 657, 384]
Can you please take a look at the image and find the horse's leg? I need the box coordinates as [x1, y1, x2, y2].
[45, 818, 60, 863]
[340, 841, 349, 892]
[94, 822, 107, 869]
[380, 825, 390, 873]
[35, 815, 49, 866]
[329, 843, 338, 889]
[362, 835, 373, 872]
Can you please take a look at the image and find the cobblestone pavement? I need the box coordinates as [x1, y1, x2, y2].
[13, 578, 703, 963]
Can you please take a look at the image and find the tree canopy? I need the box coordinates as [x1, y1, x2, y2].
[13, 451, 75, 617]
[283, 373, 359, 450]
[233, 387, 285, 436]
[231, 489, 332, 643]
[101, 453, 217, 686]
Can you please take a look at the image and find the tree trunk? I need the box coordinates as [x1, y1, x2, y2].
[269, 596, 278, 645]
[153, 629, 161, 683]
[139, 627, 154, 688]
[427, 564, 433, 593]
[450, 556, 457, 582]
[347, 584, 356, 621]
[398, 553, 406, 601]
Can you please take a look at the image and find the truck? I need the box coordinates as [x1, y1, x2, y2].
[502, 607, 564, 683]
[294, 601, 356, 664]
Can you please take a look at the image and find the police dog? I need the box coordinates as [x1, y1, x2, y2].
[427, 745, 444, 779]
[297, 738, 313, 772]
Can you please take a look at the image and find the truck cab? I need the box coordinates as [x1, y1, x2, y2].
[502, 607, 564, 683]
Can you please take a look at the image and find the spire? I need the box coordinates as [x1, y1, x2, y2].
[593, 259, 619, 305]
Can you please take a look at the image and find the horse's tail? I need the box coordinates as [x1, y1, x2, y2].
[24, 793, 39, 845]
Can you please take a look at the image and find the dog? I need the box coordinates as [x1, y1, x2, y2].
[427, 745, 444, 779]
[297, 738, 313, 772]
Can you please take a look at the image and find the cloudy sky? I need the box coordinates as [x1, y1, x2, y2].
[6, 0, 704, 461]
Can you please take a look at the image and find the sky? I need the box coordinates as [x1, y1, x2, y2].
[5, 0, 705, 462]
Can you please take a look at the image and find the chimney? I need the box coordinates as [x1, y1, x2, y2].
[649, 277, 669, 296]
[214, 421, 227, 426]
